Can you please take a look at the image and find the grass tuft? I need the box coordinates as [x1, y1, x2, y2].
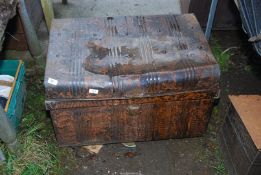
[0, 71, 75, 175]
[211, 41, 233, 72]
[212, 148, 228, 175]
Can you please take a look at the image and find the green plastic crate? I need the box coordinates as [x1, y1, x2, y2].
[0, 60, 26, 130]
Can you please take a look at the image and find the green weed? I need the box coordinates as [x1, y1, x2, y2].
[211, 41, 232, 72]
[212, 147, 228, 175]
[0, 71, 75, 175]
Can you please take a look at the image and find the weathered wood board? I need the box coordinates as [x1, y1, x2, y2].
[40, 0, 54, 32]
[221, 95, 261, 175]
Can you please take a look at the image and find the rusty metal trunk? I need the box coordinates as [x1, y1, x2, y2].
[44, 14, 220, 146]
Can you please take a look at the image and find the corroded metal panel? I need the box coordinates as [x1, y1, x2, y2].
[44, 14, 220, 100]
[45, 14, 220, 146]
[51, 97, 213, 146]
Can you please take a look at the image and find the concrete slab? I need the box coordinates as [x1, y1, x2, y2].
[73, 139, 215, 175]
[52, 0, 181, 18]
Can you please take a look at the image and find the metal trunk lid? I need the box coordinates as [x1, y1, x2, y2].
[44, 14, 220, 101]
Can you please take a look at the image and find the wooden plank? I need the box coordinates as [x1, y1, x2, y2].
[180, 0, 190, 13]
[222, 116, 252, 175]
[229, 95, 261, 150]
[0, 81, 13, 87]
[4, 60, 22, 112]
[40, 0, 54, 32]
[227, 102, 259, 162]
[221, 95, 261, 175]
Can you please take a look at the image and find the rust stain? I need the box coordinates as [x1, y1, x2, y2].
[45, 14, 220, 146]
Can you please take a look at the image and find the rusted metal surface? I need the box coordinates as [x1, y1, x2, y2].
[0, 0, 17, 51]
[221, 96, 261, 175]
[51, 95, 213, 146]
[45, 14, 219, 100]
[45, 14, 220, 146]
[45, 91, 214, 110]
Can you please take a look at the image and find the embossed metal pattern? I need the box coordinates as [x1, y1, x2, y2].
[44, 14, 220, 100]
[51, 98, 213, 146]
[45, 14, 220, 145]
